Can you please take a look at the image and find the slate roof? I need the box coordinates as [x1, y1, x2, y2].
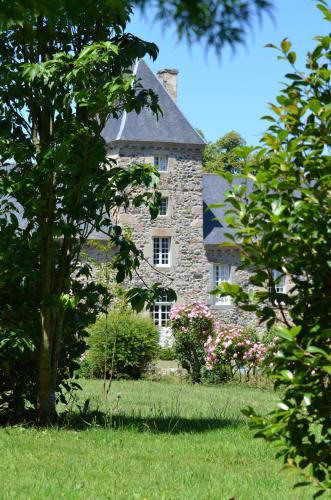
[102, 59, 205, 146]
[203, 174, 252, 245]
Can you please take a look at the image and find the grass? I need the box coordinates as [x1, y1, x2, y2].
[0, 379, 314, 499]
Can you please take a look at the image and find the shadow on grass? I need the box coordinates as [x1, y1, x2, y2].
[59, 409, 244, 433]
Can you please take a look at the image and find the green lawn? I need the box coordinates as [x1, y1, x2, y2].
[0, 379, 314, 499]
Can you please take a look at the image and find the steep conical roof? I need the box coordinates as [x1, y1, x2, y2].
[102, 59, 205, 146]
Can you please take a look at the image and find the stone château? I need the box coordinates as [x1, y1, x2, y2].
[96, 60, 287, 332]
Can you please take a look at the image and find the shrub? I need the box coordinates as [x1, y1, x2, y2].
[171, 302, 214, 383]
[0, 238, 100, 423]
[205, 325, 266, 382]
[87, 311, 159, 379]
[76, 353, 94, 379]
[159, 347, 176, 361]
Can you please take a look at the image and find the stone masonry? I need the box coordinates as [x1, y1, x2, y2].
[108, 141, 210, 306]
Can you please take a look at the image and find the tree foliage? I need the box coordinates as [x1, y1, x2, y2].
[0, 0, 167, 424]
[203, 130, 265, 174]
[203, 130, 246, 173]
[215, 4, 331, 494]
[136, 0, 273, 53]
[1, 1, 273, 54]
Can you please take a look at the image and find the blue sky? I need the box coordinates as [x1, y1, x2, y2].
[128, 0, 329, 145]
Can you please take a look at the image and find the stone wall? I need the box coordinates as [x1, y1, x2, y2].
[83, 141, 269, 335]
[205, 245, 262, 331]
[107, 141, 210, 306]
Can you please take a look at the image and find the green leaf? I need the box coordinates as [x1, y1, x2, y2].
[306, 346, 329, 356]
[309, 99, 321, 113]
[278, 402, 289, 410]
[285, 73, 302, 80]
[226, 196, 242, 211]
[287, 51, 297, 64]
[280, 370, 294, 381]
[281, 38, 292, 53]
[217, 242, 240, 249]
[271, 199, 286, 216]
[208, 203, 224, 209]
[261, 115, 276, 122]
[264, 43, 278, 50]
[317, 3, 331, 21]
[303, 393, 312, 406]
[275, 326, 301, 341]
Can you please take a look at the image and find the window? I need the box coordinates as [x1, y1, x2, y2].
[159, 197, 169, 216]
[214, 264, 231, 305]
[154, 156, 168, 172]
[269, 270, 286, 294]
[151, 294, 172, 327]
[153, 237, 170, 266]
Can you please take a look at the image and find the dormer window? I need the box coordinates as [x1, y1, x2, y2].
[155, 156, 168, 172]
[159, 197, 169, 216]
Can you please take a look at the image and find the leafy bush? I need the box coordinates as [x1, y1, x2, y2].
[171, 302, 214, 383]
[0, 328, 36, 422]
[205, 325, 266, 382]
[76, 354, 94, 379]
[159, 347, 176, 361]
[87, 311, 159, 379]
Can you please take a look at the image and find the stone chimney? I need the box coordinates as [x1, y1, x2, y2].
[156, 68, 178, 102]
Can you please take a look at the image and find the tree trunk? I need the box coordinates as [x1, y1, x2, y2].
[37, 235, 70, 425]
[192, 350, 201, 383]
[38, 309, 57, 425]
[37, 217, 57, 425]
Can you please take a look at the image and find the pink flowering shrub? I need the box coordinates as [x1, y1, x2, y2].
[205, 325, 267, 381]
[171, 302, 214, 383]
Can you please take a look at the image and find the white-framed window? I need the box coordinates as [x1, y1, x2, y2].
[269, 270, 286, 294]
[154, 156, 168, 172]
[214, 264, 231, 305]
[151, 294, 172, 327]
[153, 237, 170, 266]
[159, 197, 169, 216]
